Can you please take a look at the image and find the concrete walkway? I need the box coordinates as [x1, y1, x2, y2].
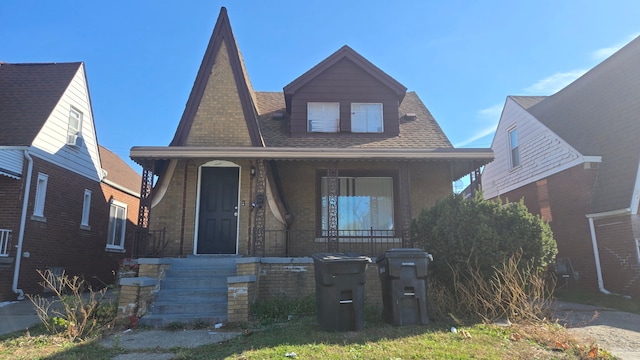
[0, 299, 40, 335]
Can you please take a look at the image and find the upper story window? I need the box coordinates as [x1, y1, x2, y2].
[33, 173, 48, 219]
[67, 107, 83, 146]
[508, 127, 520, 168]
[351, 103, 383, 133]
[307, 102, 339, 133]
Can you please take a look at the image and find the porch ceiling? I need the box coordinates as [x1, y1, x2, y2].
[130, 146, 493, 180]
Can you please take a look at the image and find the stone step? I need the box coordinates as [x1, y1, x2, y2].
[150, 300, 227, 315]
[139, 314, 227, 328]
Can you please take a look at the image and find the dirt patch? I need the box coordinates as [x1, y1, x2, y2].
[552, 301, 640, 359]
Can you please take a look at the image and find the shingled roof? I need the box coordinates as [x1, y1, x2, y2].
[98, 145, 141, 196]
[526, 35, 640, 213]
[0, 62, 81, 146]
[255, 91, 452, 149]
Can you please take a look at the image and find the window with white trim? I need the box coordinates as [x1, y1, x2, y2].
[81, 189, 91, 228]
[636, 239, 640, 264]
[508, 127, 520, 168]
[107, 200, 127, 250]
[320, 176, 394, 236]
[307, 102, 339, 132]
[351, 103, 383, 133]
[67, 107, 83, 144]
[33, 173, 48, 218]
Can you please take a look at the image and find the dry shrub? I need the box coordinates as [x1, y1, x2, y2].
[26, 269, 114, 341]
[429, 252, 555, 324]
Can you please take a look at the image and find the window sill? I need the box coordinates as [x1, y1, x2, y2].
[508, 165, 522, 173]
[30, 215, 46, 223]
[80, 225, 91, 231]
[105, 246, 126, 253]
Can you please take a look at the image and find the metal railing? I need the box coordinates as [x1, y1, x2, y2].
[133, 227, 167, 258]
[260, 228, 410, 257]
[0, 229, 10, 256]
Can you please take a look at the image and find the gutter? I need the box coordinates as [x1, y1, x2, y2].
[585, 208, 631, 295]
[13, 150, 33, 300]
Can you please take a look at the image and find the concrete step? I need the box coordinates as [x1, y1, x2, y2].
[150, 300, 227, 315]
[164, 267, 236, 278]
[139, 314, 227, 328]
[160, 277, 229, 289]
[154, 289, 228, 302]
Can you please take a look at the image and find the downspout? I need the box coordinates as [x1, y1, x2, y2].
[13, 150, 33, 300]
[587, 216, 612, 295]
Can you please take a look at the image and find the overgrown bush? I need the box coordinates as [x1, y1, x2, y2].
[26, 269, 116, 341]
[413, 193, 557, 321]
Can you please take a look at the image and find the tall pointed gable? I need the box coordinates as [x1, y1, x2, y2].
[170, 7, 263, 147]
[283, 46, 407, 113]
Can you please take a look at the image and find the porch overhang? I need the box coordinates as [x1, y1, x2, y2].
[130, 146, 493, 180]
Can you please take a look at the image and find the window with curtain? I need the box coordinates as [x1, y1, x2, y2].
[107, 200, 127, 249]
[321, 176, 394, 236]
[351, 103, 383, 133]
[307, 102, 340, 132]
[509, 127, 520, 168]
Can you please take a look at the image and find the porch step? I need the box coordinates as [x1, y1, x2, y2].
[139, 257, 237, 328]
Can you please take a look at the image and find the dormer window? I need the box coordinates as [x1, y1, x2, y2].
[351, 103, 383, 133]
[307, 102, 339, 132]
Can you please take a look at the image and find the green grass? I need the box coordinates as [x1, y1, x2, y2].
[554, 288, 640, 315]
[0, 313, 613, 359]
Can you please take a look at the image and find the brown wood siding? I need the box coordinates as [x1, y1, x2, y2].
[289, 58, 399, 136]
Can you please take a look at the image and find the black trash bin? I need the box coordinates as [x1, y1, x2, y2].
[312, 253, 371, 331]
[376, 248, 432, 325]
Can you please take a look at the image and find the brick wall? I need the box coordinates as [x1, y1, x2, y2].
[497, 163, 600, 292]
[0, 173, 25, 299]
[0, 157, 138, 301]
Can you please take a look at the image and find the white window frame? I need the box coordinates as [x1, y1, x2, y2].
[106, 199, 127, 250]
[508, 127, 520, 168]
[307, 102, 340, 133]
[636, 239, 640, 264]
[67, 107, 83, 144]
[33, 173, 48, 219]
[351, 103, 383, 133]
[81, 189, 91, 228]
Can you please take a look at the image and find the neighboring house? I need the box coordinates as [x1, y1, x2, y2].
[0, 62, 140, 301]
[130, 7, 493, 259]
[482, 36, 640, 297]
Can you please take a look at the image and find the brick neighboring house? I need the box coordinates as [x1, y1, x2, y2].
[0, 62, 140, 301]
[481, 36, 640, 297]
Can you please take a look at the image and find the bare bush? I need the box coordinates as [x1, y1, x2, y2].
[26, 269, 114, 340]
[429, 252, 555, 324]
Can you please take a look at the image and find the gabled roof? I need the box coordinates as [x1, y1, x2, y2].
[283, 45, 407, 112]
[509, 96, 546, 110]
[525, 35, 640, 213]
[98, 145, 141, 196]
[169, 7, 262, 147]
[0, 62, 81, 146]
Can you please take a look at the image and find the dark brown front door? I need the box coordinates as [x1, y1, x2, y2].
[197, 167, 239, 254]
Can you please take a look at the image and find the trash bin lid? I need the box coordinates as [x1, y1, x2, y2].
[376, 248, 431, 262]
[313, 252, 371, 263]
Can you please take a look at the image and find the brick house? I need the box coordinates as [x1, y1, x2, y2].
[481, 36, 640, 297]
[124, 8, 492, 325]
[0, 62, 140, 301]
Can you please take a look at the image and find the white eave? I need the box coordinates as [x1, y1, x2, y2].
[130, 146, 494, 162]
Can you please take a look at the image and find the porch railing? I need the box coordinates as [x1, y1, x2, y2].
[0, 229, 10, 256]
[260, 229, 411, 257]
[133, 227, 167, 258]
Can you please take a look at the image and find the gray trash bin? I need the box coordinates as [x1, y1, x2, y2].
[377, 248, 432, 325]
[312, 253, 371, 331]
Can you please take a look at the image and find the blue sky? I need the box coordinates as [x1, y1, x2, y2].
[2, 1, 639, 176]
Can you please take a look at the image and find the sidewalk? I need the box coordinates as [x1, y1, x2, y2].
[0, 299, 40, 335]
